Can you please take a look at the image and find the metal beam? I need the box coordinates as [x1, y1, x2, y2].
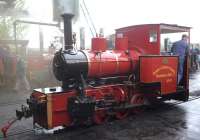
[13, 20, 59, 54]
[14, 20, 59, 27]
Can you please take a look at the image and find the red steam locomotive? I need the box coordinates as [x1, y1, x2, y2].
[1, 14, 190, 136]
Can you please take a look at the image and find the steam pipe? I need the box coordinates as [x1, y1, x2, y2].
[62, 14, 74, 50]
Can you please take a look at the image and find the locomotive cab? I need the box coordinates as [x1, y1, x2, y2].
[116, 23, 190, 100]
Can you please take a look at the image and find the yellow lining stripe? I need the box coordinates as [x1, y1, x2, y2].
[47, 94, 53, 129]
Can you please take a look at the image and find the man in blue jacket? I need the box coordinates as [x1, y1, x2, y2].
[172, 34, 189, 84]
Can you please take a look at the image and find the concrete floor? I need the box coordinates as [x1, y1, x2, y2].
[1, 70, 200, 140]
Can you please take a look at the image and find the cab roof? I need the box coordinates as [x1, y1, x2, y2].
[116, 23, 191, 34]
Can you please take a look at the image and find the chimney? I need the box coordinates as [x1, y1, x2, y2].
[62, 14, 74, 50]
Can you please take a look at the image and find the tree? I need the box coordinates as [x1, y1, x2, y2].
[0, 0, 28, 40]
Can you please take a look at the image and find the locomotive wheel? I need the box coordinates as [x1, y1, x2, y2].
[113, 87, 129, 119]
[116, 110, 129, 120]
[131, 94, 145, 105]
[130, 94, 145, 114]
[93, 110, 107, 125]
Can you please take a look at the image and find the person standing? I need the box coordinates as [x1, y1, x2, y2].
[15, 57, 30, 92]
[172, 34, 189, 84]
[0, 45, 11, 87]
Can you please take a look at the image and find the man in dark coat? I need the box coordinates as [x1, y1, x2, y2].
[172, 34, 189, 84]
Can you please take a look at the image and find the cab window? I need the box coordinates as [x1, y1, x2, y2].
[149, 31, 157, 43]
